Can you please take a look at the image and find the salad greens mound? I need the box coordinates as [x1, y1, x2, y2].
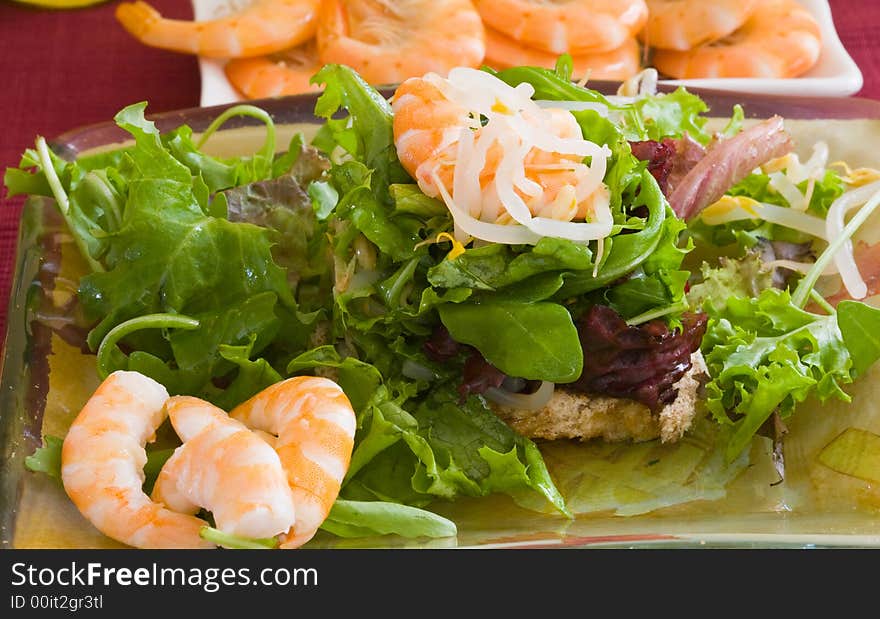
[8, 58, 880, 540]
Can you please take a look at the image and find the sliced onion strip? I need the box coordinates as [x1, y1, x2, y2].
[827, 180, 880, 299]
[431, 168, 542, 245]
[768, 171, 807, 212]
[485, 381, 555, 411]
[700, 197, 828, 240]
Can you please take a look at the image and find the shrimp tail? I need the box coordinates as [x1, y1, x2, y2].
[116, 1, 161, 40]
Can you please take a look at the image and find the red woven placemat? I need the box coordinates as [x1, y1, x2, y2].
[1, 0, 879, 344]
[0, 0, 200, 341]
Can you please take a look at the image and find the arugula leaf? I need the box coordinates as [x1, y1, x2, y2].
[329, 161, 422, 262]
[321, 499, 456, 539]
[199, 527, 279, 550]
[558, 172, 671, 297]
[211, 336, 284, 411]
[837, 300, 880, 377]
[491, 65, 611, 106]
[438, 300, 583, 382]
[427, 237, 593, 291]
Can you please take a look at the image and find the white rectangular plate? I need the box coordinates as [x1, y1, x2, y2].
[195, 0, 864, 107]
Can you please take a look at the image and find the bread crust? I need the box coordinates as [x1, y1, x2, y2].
[493, 351, 708, 444]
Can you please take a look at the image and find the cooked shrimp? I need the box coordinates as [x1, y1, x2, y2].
[115, 0, 321, 59]
[652, 0, 821, 79]
[475, 0, 648, 55]
[315, 0, 485, 85]
[61, 371, 215, 549]
[225, 42, 322, 99]
[484, 28, 641, 81]
[391, 70, 612, 232]
[230, 376, 356, 549]
[639, 0, 758, 51]
[151, 397, 296, 540]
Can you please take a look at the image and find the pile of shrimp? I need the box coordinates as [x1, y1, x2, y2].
[115, 0, 823, 100]
[114, 0, 647, 100]
[60, 370, 356, 549]
[642, 0, 822, 79]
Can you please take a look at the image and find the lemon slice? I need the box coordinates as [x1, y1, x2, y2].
[13, 0, 108, 8]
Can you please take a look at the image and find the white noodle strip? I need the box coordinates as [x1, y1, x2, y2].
[453, 125, 482, 218]
[827, 180, 880, 299]
[493, 139, 612, 240]
[802, 141, 829, 181]
[803, 176, 817, 210]
[702, 201, 828, 239]
[502, 124, 543, 198]
[508, 113, 608, 159]
[528, 210, 613, 241]
[484, 381, 555, 411]
[494, 132, 541, 227]
[534, 100, 609, 116]
[638, 68, 659, 96]
[424, 68, 615, 244]
[431, 167, 542, 245]
[769, 171, 808, 212]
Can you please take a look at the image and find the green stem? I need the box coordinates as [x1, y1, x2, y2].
[85, 170, 123, 231]
[35, 137, 105, 273]
[195, 104, 276, 175]
[626, 299, 689, 326]
[792, 188, 880, 308]
[809, 289, 836, 315]
[96, 313, 200, 379]
[200, 527, 279, 550]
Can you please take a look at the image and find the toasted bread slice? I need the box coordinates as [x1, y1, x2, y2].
[493, 351, 708, 444]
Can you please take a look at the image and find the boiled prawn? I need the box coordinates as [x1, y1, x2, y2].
[60, 371, 215, 549]
[484, 27, 641, 81]
[116, 0, 320, 59]
[652, 0, 821, 79]
[315, 0, 485, 85]
[391, 69, 613, 243]
[151, 396, 296, 540]
[230, 376, 356, 549]
[475, 0, 648, 55]
[639, 0, 758, 51]
[225, 42, 322, 99]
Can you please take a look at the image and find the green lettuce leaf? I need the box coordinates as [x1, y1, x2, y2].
[687, 253, 775, 312]
[311, 64, 410, 203]
[702, 289, 856, 461]
[24, 435, 64, 480]
[626, 87, 711, 145]
[287, 348, 568, 516]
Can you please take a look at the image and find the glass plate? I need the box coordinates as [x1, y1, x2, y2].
[4, 88, 880, 550]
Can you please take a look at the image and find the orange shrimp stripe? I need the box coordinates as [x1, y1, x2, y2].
[279, 416, 354, 463]
[275, 446, 341, 505]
